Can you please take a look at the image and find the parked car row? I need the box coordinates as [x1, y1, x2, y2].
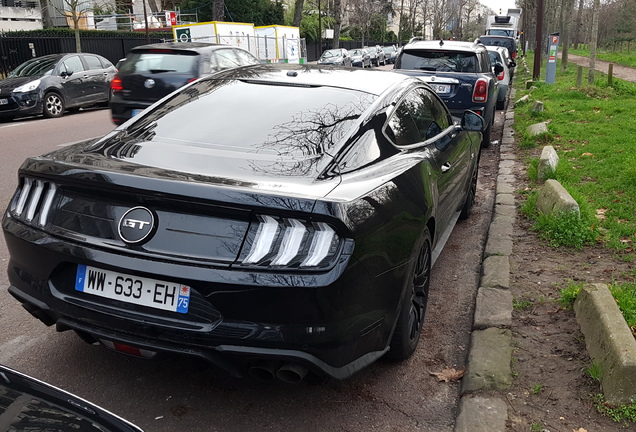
[318, 45, 397, 69]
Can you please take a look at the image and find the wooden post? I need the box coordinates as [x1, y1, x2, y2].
[577, 65, 583, 87]
[608, 63, 614, 85]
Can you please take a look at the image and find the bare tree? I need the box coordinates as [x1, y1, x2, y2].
[212, 0, 224, 21]
[293, 0, 305, 27]
[53, 0, 94, 52]
[560, 0, 575, 70]
[588, 0, 599, 84]
[332, 0, 342, 49]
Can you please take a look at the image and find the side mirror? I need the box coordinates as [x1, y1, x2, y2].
[61, 69, 74, 78]
[461, 110, 485, 132]
[510, 61, 517, 68]
[493, 63, 504, 75]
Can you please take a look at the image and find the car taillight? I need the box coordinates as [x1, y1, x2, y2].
[239, 215, 343, 269]
[511, 51, 517, 59]
[472, 78, 488, 102]
[187, 77, 199, 84]
[497, 69, 505, 81]
[110, 75, 123, 92]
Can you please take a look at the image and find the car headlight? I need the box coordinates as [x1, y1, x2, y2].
[13, 79, 41, 93]
[239, 215, 342, 269]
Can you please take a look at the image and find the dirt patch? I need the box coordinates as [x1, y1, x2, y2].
[497, 145, 635, 431]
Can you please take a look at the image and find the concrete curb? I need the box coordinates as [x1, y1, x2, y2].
[454, 89, 517, 432]
[574, 283, 636, 404]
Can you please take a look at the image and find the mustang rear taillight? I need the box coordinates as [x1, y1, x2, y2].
[111, 75, 123, 92]
[472, 78, 488, 102]
[9, 177, 57, 227]
[240, 215, 341, 269]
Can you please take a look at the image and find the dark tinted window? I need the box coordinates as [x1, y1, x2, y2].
[118, 79, 376, 161]
[399, 51, 477, 72]
[479, 37, 516, 53]
[84, 55, 104, 70]
[121, 51, 198, 74]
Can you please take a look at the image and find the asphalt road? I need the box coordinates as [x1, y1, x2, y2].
[0, 96, 500, 431]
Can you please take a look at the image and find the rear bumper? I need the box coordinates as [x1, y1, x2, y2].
[109, 98, 153, 125]
[3, 216, 403, 380]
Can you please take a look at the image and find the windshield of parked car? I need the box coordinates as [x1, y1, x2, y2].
[120, 51, 199, 74]
[399, 51, 477, 72]
[322, 50, 342, 58]
[109, 78, 377, 167]
[9, 56, 61, 78]
[488, 51, 503, 66]
[383, 46, 396, 53]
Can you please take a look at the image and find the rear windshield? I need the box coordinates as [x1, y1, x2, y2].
[399, 51, 478, 72]
[479, 37, 516, 51]
[488, 29, 515, 37]
[120, 51, 199, 74]
[117, 78, 376, 158]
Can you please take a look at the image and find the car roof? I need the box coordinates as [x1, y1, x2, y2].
[207, 63, 417, 96]
[403, 39, 486, 53]
[130, 42, 236, 53]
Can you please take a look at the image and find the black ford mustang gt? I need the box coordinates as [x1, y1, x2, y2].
[3, 64, 483, 382]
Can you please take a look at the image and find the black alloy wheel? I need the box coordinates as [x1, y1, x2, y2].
[387, 232, 432, 360]
[43, 92, 64, 118]
[459, 161, 479, 220]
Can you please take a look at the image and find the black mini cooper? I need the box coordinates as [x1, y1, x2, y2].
[4, 64, 483, 382]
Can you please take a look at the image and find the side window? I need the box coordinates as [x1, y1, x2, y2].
[84, 55, 104, 70]
[385, 100, 420, 146]
[212, 49, 242, 70]
[233, 49, 259, 66]
[421, 89, 450, 132]
[62, 56, 85, 74]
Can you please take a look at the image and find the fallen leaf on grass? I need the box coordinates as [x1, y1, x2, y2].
[581, 152, 594, 157]
[573, 428, 588, 432]
[430, 368, 464, 382]
[595, 209, 607, 220]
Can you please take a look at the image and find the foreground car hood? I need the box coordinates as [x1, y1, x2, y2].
[42, 137, 341, 199]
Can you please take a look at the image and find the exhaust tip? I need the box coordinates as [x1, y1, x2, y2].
[247, 360, 279, 381]
[276, 363, 308, 384]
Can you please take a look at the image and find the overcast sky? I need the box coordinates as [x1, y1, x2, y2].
[479, 0, 518, 14]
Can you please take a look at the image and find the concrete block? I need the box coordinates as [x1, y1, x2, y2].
[481, 256, 510, 289]
[527, 122, 548, 136]
[496, 182, 514, 195]
[537, 145, 558, 183]
[462, 328, 513, 392]
[474, 288, 513, 328]
[484, 236, 513, 257]
[574, 283, 636, 404]
[536, 179, 580, 216]
[531, 100, 544, 113]
[454, 396, 508, 432]
[495, 193, 515, 206]
[515, 94, 530, 105]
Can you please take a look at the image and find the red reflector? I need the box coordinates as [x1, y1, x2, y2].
[187, 77, 199, 84]
[475, 110, 483, 116]
[113, 342, 142, 356]
[512, 52, 517, 59]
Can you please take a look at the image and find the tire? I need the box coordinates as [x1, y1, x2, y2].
[387, 231, 432, 360]
[43, 92, 64, 118]
[459, 161, 479, 220]
[481, 109, 494, 148]
[496, 98, 505, 110]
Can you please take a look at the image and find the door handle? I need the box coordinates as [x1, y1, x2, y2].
[441, 162, 451, 173]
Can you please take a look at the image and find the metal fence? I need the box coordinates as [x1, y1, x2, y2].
[0, 34, 401, 76]
[0, 34, 166, 76]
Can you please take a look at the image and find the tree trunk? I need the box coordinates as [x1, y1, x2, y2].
[560, 0, 575, 71]
[212, 0, 224, 21]
[588, 0, 599, 85]
[332, 0, 341, 49]
[74, 16, 81, 52]
[573, 0, 584, 48]
[40, 0, 53, 28]
[292, 0, 304, 27]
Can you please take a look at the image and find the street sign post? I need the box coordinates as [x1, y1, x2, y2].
[546, 32, 560, 84]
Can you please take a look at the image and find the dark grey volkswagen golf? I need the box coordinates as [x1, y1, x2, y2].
[3, 64, 483, 382]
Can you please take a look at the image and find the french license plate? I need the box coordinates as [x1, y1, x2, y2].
[131, 108, 142, 117]
[0, 98, 8, 105]
[75, 264, 190, 314]
[430, 84, 451, 94]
